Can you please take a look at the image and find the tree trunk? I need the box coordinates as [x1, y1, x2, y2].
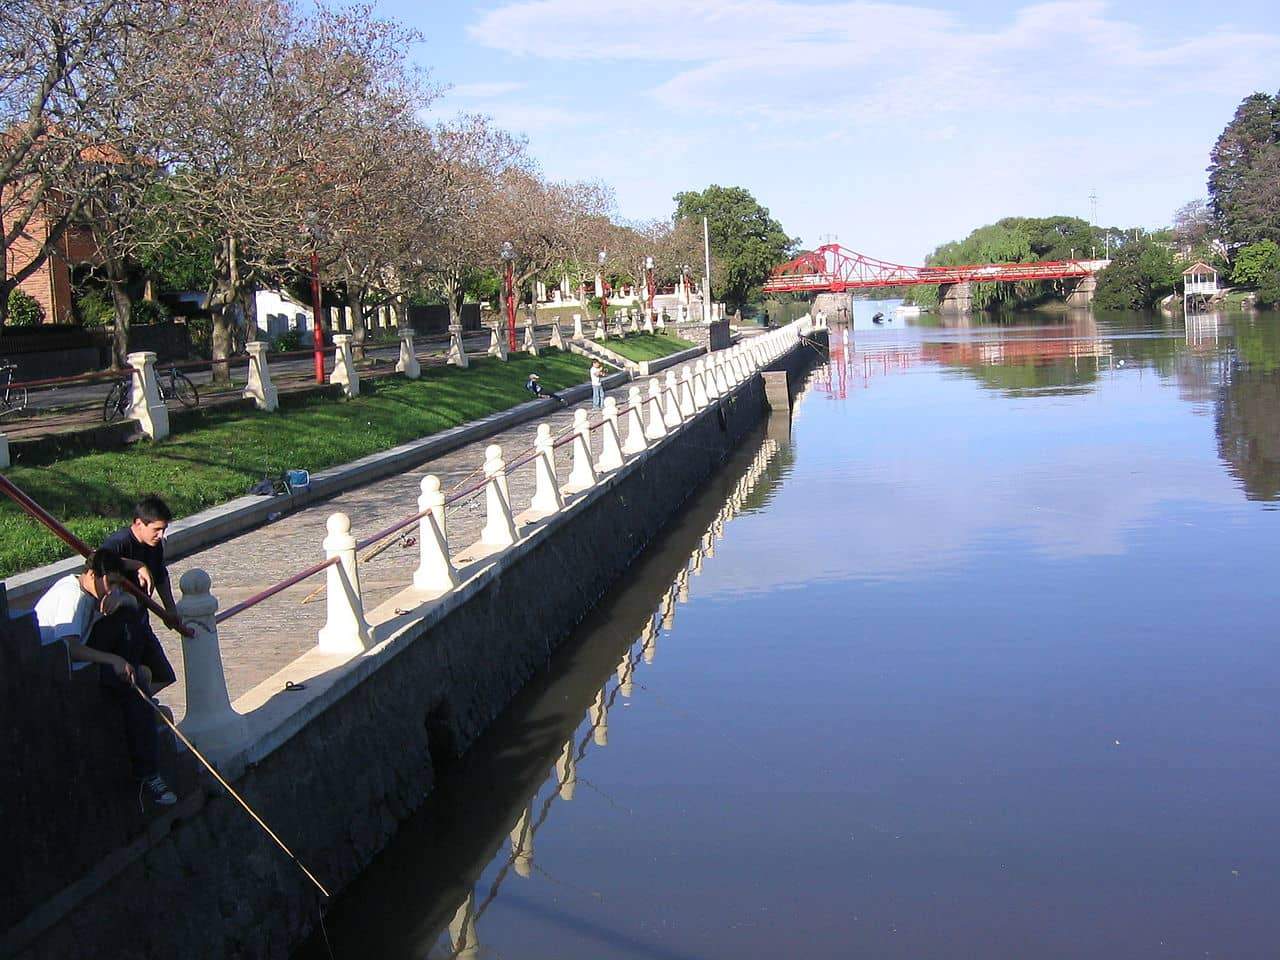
[445, 274, 461, 326]
[108, 275, 132, 369]
[210, 305, 233, 384]
[348, 283, 367, 361]
[241, 285, 258, 343]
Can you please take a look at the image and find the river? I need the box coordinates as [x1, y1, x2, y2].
[301, 303, 1280, 959]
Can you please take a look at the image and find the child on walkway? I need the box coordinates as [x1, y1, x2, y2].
[590, 360, 604, 409]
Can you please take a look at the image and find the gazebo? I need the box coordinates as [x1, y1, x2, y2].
[1182, 261, 1219, 311]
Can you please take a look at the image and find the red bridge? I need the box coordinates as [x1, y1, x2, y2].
[762, 244, 1109, 294]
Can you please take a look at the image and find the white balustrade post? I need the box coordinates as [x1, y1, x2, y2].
[447, 322, 469, 368]
[644, 612, 661, 661]
[488, 321, 508, 361]
[590, 686, 609, 746]
[329, 335, 360, 397]
[678, 365, 697, 417]
[548, 320, 565, 350]
[613, 313, 626, 338]
[126, 351, 169, 439]
[522, 318, 539, 356]
[692, 359, 710, 407]
[414, 475, 457, 594]
[565, 409, 599, 493]
[645, 378, 668, 441]
[556, 738, 577, 800]
[317, 512, 371, 654]
[710, 357, 727, 396]
[510, 806, 534, 878]
[594, 317, 606, 341]
[572, 313, 584, 339]
[627, 312, 639, 334]
[663, 370, 684, 428]
[531, 423, 565, 515]
[598, 397, 624, 472]
[656, 309, 666, 330]
[643, 311, 655, 333]
[243, 341, 279, 411]
[623, 386, 648, 455]
[396, 328, 421, 379]
[480, 444, 517, 547]
[176, 569, 248, 754]
[448, 894, 481, 960]
[617, 650, 635, 697]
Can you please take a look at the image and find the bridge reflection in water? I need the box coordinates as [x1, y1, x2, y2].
[299, 421, 791, 959]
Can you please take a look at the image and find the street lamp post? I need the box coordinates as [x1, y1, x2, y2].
[501, 241, 517, 352]
[645, 255, 655, 316]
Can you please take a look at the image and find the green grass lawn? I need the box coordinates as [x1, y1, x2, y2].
[0, 351, 591, 579]
[605, 333, 696, 363]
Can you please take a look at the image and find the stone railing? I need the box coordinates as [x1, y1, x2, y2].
[168, 316, 817, 761]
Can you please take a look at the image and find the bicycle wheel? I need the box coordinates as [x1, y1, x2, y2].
[103, 380, 128, 422]
[173, 373, 199, 408]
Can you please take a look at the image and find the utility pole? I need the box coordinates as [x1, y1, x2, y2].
[703, 216, 713, 322]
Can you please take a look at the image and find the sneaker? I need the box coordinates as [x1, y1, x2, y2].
[140, 774, 177, 807]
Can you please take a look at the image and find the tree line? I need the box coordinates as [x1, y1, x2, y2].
[1, 0, 796, 379]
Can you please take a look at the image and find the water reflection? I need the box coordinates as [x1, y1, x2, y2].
[300, 429, 786, 959]
[1216, 313, 1280, 501]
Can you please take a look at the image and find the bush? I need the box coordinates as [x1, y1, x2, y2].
[76, 288, 115, 328]
[6, 289, 44, 326]
[131, 299, 170, 326]
[1257, 266, 1280, 308]
[273, 329, 302, 352]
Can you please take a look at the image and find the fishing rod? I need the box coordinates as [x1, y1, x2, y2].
[131, 684, 330, 899]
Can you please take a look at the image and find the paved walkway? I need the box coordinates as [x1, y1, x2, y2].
[157, 376, 639, 718]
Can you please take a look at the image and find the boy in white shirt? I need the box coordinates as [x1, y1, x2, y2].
[33, 550, 177, 806]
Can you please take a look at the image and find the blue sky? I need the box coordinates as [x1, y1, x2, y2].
[379, 1, 1279, 263]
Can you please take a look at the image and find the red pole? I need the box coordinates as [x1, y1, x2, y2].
[310, 250, 326, 384]
[504, 261, 517, 351]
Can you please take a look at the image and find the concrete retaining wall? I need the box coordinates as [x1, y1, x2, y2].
[4, 336, 820, 959]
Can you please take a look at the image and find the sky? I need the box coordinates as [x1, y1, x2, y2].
[378, 0, 1280, 264]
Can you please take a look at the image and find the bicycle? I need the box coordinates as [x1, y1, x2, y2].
[103, 364, 199, 422]
[0, 360, 28, 417]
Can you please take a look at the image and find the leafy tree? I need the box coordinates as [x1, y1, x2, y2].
[1093, 240, 1180, 310]
[1208, 91, 1280, 246]
[1230, 240, 1280, 286]
[672, 185, 795, 308]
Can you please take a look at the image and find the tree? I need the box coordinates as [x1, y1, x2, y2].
[154, 0, 424, 380]
[1230, 240, 1280, 286]
[0, 0, 177, 326]
[1173, 199, 1214, 251]
[1093, 239, 1180, 310]
[672, 185, 794, 309]
[1208, 91, 1280, 247]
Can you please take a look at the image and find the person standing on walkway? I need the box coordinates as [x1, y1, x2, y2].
[590, 360, 604, 410]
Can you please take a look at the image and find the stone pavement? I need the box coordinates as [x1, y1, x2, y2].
[157, 376, 638, 718]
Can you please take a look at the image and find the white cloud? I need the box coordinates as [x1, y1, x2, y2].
[467, 0, 1280, 128]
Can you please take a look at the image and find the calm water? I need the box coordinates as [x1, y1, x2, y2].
[304, 305, 1280, 959]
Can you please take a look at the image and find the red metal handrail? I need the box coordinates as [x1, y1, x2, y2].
[214, 556, 338, 624]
